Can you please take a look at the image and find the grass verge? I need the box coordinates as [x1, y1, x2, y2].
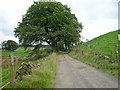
[69, 50, 118, 78]
[5, 53, 57, 88]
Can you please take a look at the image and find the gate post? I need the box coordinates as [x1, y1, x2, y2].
[10, 54, 14, 85]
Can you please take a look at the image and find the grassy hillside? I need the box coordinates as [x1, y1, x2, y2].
[69, 30, 119, 78]
[79, 30, 118, 61]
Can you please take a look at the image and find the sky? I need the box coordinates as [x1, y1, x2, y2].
[0, 0, 119, 44]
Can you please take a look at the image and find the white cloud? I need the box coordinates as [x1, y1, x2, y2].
[0, 31, 19, 43]
[56, 0, 118, 41]
[0, 0, 118, 43]
[0, 0, 34, 43]
[81, 17, 117, 40]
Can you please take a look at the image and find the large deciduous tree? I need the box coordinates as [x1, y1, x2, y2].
[14, 1, 83, 52]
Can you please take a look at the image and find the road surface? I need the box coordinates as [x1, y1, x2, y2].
[55, 54, 118, 88]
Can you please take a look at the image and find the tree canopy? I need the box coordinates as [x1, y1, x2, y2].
[2, 40, 18, 51]
[14, 1, 83, 52]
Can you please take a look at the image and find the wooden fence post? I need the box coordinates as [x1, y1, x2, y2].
[10, 54, 14, 85]
[14, 56, 18, 78]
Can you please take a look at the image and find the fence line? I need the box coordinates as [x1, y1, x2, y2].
[0, 54, 20, 89]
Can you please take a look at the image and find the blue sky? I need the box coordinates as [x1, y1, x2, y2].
[0, 0, 119, 43]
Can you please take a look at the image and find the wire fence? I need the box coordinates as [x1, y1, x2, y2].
[0, 54, 20, 89]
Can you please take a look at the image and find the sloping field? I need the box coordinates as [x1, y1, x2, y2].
[79, 30, 118, 61]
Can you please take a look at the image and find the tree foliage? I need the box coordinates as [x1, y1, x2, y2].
[14, 1, 83, 52]
[2, 40, 18, 51]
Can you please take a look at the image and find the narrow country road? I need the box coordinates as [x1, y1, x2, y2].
[55, 54, 118, 88]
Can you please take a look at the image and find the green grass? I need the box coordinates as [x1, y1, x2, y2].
[69, 30, 119, 78]
[0, 47, 30, 89]
[1, 58, 22, 88]
[0, 65, 10, 89]
[77, 30, 118, 61]
[0, 48, 29, 57]
[5, 53, 57, 88]
[1, 47, 54, 89]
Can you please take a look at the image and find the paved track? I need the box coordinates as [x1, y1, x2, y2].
[55, 54, 118, 88]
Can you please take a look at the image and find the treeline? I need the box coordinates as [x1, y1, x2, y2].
[1, 40, 51, 51]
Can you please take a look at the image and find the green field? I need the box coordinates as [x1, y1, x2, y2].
[0, 48, 29, 57]
[69, 30, 119, 78]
